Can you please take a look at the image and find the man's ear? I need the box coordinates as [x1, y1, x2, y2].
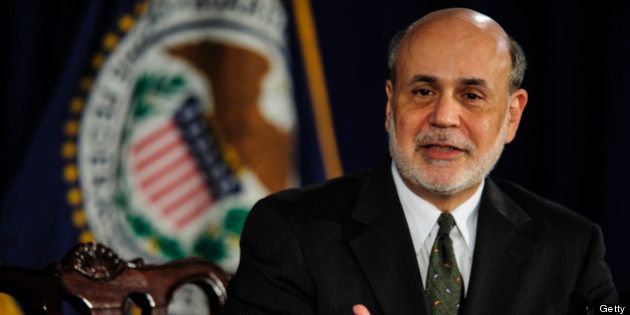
[504, 88, 528, 144]
[385, 80, 394, 131]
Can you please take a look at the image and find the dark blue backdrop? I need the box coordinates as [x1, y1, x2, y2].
[1, 0, 628, 293]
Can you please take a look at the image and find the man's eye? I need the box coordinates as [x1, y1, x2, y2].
[413, 89, 433, 96]
[463, 93, 481, 100]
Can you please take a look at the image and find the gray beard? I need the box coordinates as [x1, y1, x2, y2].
[388, 114, 508, 195]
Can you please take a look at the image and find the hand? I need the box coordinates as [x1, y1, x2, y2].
[353, 304, 371, 315]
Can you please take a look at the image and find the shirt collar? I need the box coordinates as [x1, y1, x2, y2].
[391, 162, 483, 254]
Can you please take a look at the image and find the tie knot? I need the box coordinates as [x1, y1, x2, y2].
[437, 213, 456, 235]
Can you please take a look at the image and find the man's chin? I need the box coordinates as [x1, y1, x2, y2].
[421, 182, 470, 196]
[415, 177, 469, 196]
[407, 165, 478, 196]
[421, 155, 466, 166]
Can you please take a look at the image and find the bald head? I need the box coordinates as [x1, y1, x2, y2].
[387, 8, 526, 91]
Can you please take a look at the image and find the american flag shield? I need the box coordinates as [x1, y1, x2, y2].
[126, 95, 240, 240]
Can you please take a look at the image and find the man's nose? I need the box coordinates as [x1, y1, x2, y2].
[428, 95, 460, 128]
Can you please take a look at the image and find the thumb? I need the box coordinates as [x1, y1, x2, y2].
[353, 304, 371, 315]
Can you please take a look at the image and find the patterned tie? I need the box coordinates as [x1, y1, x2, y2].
[425, 213, 463, 315]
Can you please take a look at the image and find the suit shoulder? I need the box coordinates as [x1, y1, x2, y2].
[249, 170, 369, 222]
[492, 178, 595, 230]
[274, 170, 368, 204]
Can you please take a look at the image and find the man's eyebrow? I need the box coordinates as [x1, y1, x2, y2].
[410, 74, 437, 83]
[461, 77, 487, 86]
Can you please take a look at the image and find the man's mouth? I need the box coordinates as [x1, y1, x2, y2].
[418, 143, 466, 159]
[421, 144, 461, 151]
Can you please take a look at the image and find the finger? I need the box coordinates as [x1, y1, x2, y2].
[353, 304, 371, 315]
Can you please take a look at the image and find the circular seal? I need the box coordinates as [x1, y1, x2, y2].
[78, 0, 296, 275]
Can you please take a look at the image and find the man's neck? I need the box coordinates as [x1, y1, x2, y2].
[401, 177, 483, 212]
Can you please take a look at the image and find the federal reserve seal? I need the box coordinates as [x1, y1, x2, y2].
[77, 0, 296, 277]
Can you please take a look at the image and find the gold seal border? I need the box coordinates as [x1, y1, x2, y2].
[61, 1, 149, 243]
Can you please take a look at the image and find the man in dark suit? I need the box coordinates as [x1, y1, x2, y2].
[224, 8, 618, 315]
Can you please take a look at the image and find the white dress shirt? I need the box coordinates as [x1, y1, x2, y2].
[391, 162, 483, 295]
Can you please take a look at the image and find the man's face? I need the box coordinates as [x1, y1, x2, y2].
[386, 20, 527, 197]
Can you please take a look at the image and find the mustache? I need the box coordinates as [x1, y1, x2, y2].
[414, 129, 475, 152]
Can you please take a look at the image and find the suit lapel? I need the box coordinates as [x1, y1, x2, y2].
[349, 163, 428, 314]
[463, 179, 538, 315]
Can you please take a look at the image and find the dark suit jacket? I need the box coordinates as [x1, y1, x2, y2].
[225, 162, 618, 314]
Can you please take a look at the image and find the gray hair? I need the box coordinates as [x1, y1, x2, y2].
[387, 27, 527, 92]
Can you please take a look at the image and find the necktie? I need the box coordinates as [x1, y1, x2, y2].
[425, 213, 463, 314]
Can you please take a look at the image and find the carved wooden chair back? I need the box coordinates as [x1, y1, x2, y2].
[0, 242, 229, 314]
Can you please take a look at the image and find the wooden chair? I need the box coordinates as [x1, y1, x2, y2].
[0, 242, 229, 314]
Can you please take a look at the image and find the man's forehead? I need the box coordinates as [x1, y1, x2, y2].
[395, 15, 511, 87]
[397, 42, 510, 81]
[398, 9, 510, 64]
